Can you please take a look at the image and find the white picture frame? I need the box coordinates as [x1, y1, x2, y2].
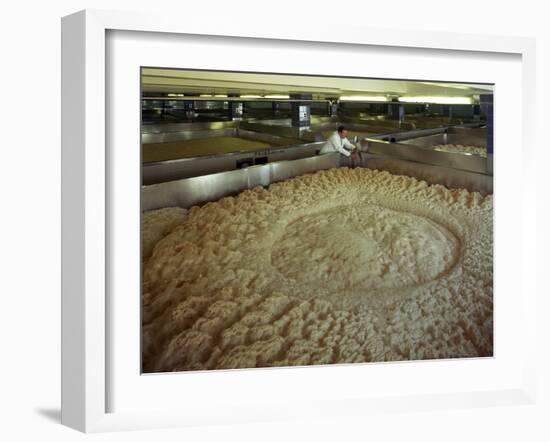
[61, 9, 537, 433]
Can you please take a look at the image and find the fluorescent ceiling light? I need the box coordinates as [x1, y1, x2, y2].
[339, 96, 389, 102]
[265, 94, 290, 99]
[214, 94, 228, 98]
[199, 94, 213, 98]
[398, 96, 474, 104]
[167, 93, 184, 97]
[240, 95, 262, 98]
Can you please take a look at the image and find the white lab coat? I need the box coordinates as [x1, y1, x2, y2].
[319, 131, 355, 156]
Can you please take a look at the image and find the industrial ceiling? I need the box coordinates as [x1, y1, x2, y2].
[141, 68, 494, 100]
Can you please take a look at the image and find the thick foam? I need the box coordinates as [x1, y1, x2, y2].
[432, 144, 487, 157]
[142, 168, 493, 372]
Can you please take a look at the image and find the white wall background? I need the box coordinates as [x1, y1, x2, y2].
[0, 1, 547, 440]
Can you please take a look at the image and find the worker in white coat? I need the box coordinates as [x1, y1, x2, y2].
[319, 125, 358, 158]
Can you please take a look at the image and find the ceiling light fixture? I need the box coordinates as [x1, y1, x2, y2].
[339, 96, 389, 102]
[398, 96, 474, 104]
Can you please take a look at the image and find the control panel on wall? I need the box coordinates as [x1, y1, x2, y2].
[299, 105, 310, 122]
[233, 102, 243, 117]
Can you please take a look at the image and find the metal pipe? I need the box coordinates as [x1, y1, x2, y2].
[141, 96, 329, 102]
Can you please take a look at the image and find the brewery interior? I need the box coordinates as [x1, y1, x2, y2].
[140, 68, 495, 372]
[141, 68, 493, 210]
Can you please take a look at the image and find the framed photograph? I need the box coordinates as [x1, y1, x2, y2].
[61, 9, 537, 433]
